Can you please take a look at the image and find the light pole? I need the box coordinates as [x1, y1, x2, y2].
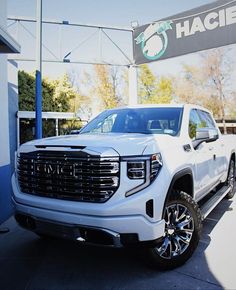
[128, 21, 139, 106]
[35, 0, 42, 139]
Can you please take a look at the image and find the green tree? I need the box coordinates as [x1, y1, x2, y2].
[138, 64, 173, 104]
[94, 64, 120, 110]
[18, 70, 79, 112]
[52, 74, 80, 112]
[144, 77, 173, 104]
[19, 71, 56, 111]
[18, 70, 82, 143]
[138, 64, 156, 103]
[18, 71, 37, 111]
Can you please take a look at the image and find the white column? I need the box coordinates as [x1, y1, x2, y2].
[128, 65, 138, 106]
[55, 118, 59, 136]
[0, 0, 10, 167]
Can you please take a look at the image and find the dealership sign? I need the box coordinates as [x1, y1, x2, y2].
[133, 0, 236, 64]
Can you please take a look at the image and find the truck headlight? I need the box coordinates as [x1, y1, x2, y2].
[124, 153, 162, 197]
[150, 153, 163, 181]
[127, 161, 145, 179]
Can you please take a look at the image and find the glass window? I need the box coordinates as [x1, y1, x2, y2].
[189, 109, 216, 139]
[88, 113, 118, 133]
[189, 110, 202, 139]
[80, 107, 183, 136]
[198, 110, 216, 129]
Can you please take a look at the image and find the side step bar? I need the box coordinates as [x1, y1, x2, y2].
[200, 185, 231, 220]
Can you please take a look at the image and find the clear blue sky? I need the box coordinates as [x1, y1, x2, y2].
[8, 0, 214, 26]
[7, 0, 236, 79]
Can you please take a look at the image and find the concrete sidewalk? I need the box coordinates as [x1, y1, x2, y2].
[0, 197, 235, 290]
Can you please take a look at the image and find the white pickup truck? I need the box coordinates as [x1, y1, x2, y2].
[12, 104, 236, 269]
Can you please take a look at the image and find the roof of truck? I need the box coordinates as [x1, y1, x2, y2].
[111, 104, 211, 112]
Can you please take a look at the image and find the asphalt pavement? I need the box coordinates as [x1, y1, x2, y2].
[0, 196, 236, 290]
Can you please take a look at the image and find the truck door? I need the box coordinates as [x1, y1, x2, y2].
[188, 109, 218, 200]
[197, 110, 226, 181]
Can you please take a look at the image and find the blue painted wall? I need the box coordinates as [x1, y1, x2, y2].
[0, 165, 13, 223]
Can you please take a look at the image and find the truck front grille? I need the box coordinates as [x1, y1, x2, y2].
[17, 151, 120, 203]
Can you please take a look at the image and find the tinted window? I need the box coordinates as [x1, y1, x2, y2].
[198, 110, 216, 129]
[80, 108, 183, 136]
[189, 109, 216, 139]
[189, 109, 202, 139]
[88, 113, 118, 133]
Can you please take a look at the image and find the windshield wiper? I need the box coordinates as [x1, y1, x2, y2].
[125, 131, 152, 135]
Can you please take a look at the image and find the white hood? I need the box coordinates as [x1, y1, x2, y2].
[20, 133, 160, 156]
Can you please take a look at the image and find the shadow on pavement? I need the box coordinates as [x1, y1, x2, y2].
[0, 199, 233, 290]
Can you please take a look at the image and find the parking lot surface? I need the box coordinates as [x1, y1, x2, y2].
[0, 197, 236, 290]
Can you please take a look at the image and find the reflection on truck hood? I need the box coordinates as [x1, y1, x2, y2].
[21, 133, 162, 156]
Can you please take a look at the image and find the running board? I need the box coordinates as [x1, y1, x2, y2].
[200, 185, 231, 220]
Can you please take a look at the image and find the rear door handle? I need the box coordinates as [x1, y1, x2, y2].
[209, 147, 214, 151]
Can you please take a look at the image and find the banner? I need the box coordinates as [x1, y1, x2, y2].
[133, 0, 236, 64]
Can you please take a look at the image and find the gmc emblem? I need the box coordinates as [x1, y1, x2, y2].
[34, 161, 75, 177]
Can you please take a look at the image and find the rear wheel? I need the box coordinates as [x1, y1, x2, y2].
[225, 159, 235, 199]
[146, 191, 202, 270]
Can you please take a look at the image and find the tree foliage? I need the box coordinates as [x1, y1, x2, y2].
[138, 64, 156, 102]
[138, 64, 173, 104]
[173, 48, 236, 123]
[93, 64, 121, 110]
[18, 70, 79, 112]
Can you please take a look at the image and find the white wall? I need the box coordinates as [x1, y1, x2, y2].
[0, 0, 10, 167]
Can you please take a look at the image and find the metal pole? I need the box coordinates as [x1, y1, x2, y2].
[8, 16, 133, 32]
[128, 65, 138, 105]
[55, 118, 59, 136]
[58, 24, 62, 59]
[35, 0, 42, 139]
[98, 28, 102, 62]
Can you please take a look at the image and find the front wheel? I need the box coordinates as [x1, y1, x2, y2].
[225, 159, 235, 199]
[146, 191, 202, 270]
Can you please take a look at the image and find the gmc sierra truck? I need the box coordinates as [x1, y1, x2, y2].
[12, 104, 236, 269]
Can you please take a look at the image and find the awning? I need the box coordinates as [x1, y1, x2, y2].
[0, 25, 20, 53]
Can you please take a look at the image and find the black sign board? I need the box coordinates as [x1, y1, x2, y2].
[133, 0, 236, 64]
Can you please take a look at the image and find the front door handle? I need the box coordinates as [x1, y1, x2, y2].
[209, 146, 214, 151]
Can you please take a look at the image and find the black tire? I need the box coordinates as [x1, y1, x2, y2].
[35, 232, 56, 240]
[225, 158, 235, 199]
[146, 191, 202, 270]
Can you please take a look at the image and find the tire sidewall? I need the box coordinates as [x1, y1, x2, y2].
[226, 159, 236, 199]
[147, 191, 202, 270]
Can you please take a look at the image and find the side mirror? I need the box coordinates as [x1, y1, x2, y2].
[193, 128, 219, 149]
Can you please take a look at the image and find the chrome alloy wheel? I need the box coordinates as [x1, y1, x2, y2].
[155, 203, 194, 259]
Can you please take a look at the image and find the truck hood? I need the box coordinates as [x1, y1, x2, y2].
[21, 133, 159, 156]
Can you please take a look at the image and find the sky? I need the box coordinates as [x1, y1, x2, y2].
[6, 0, 236, 81]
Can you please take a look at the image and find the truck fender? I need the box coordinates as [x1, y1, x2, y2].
[162, 168, 194, 218]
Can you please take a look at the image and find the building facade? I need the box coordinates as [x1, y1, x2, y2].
[0, 0, 20, 223]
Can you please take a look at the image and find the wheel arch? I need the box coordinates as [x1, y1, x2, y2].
[228, 151, 235, 173]
[230, 151, 235, 162]
[162, 168, 194, 217]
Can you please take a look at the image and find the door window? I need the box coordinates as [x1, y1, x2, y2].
[198, 110, 216, 129]
[189, 109, 202, 139]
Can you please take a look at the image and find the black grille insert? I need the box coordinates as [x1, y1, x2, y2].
[17, 150, 120, 203]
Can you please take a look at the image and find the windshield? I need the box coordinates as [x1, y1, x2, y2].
[80, 107, 183, 136]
